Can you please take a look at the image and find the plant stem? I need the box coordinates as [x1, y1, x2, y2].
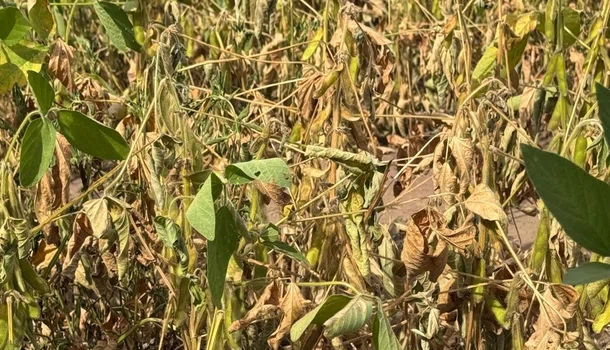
[64, 0, 82, 43]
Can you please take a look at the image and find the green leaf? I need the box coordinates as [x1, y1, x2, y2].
[0, 302, 26, 349]
[154, 216, 181, 248]
[290, 294, 351, 341]
[27, 71, 54, 115]
[19, 258, 49, 292]
[562, 8, 580, 47]
[225, 158, 291, 188]
[472, 45, 497, 83]
[522, 144, 610, 256]
[28, 0, 54, 40]
[564, 262, 610, 285]
[0, 41, 48, 93]
[208, 206, 239, 307]
[373, 301, 401, 350]
[595, 83, 610, 146]
[19, 117, 56, 187]
[262, 241, 307, 263]
[93, 1, 141, 52]
[58, 110, 129, 160]
[186, 173, 223, 240]
[0, 7, 31, 46]
[260, 224, 307, 263]
[323, 294, 373, 339]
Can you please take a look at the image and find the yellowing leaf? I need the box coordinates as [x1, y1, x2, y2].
[0, 40, 47, 93]
[464, 184, 508, 224]
[471, 45, 497, 84]
[301, 28, 323, 61]
[28, 0, 54, 40]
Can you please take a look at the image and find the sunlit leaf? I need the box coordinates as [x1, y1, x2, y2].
[27, 70, 54, 115]
[28, 0, 54, 40]
[301, 28, 323, 61]
[19, 117, 56, 187]
[373, 300, 401, 350]
[225, 158, 292, 188]
[154, 216, 181, 248]
[290, 294, 351, 341]
[83, 198, 112, 238]
[93, 1, 141, 52]
[323, 294, 373, 338]
[0, 41, 47, 93]
[522, 145, 610, 257]
[186, 172, 223, 240]
[58, 110, 129, 160]
[471, 45, 497, 83]
[0, 7, 31, 46]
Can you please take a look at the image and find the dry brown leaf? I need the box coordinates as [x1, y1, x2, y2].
[569, 48, 584, 82]
[519, 86, 537, 124]
[62, 236, 94, 280]
[31, 241, 57, 269]
[525, 285, 579, 350]
[56, 135, 71, 203]
[297, 67, 321, 121]
[66, 214, 93, 261]
[48, 38, 74, 90]
[77, 76, 106, 110]
[228, 281, 280, 332]
[100, 243, 118, 279]
[35, 172, 56, 239]
[464, 184, 508, 224]
[268, 283, 307, 349]
[359, 23, 392, 46]
[450, 137, 473, 195]
[302, 166, 328, 178]
[83, 198, 111, 238]
[440, 224, 476, 250]
[438, 162, 458, 205]
[35, 136, 71, 240]
[400, 208, 449, 282]
[437, 269, 456, 313]
[309, 103, 332, 136]
[341, 256, 366, 292]
[254, 180, 292, 206]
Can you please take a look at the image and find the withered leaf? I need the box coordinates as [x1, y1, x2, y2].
[35, 171, 55, 237]
[268, 283, 307, 349]
[439, 224, 476, 251]
[450, 137, 474, 195]
[83, 198, 112, 238]
[254, 180, 292, 206]
[438, 162, 458, 205]
[34, 136, 71, 240]
[31, 240, 57, 269]
[525, 285, 579, 350]
[56, 135, 71, 203]
[464, 184, 508, 224]
[359, 23, 392, 46]
[229, 281, 280, 332]
[48, 38, 74, 91]
[400, 208, 449, 282]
